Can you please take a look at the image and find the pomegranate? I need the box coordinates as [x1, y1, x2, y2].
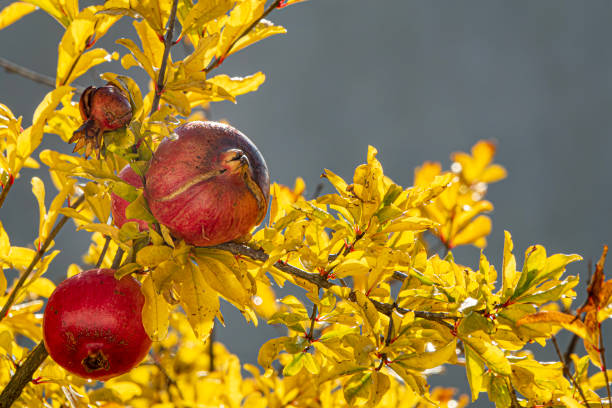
[144, 121, 269, 246]
[43, 269, 151, 380]
[69, 83, 132, 158]
[111, 164, 149, 231]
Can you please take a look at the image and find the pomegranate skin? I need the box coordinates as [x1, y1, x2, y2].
[43, 269, 152, 381]
[144, 121, 270, 246]
[111, 165, 149, 231]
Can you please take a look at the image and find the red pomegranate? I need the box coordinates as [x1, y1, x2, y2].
[43, 269, 151, 380]
[111, 164, 148, 231]
[144, 121, 270, 246]
[69, 83, 132, 158]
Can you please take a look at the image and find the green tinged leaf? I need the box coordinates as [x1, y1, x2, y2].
[136, 245, 173, 268]
[394, 339, 456, 370]
[141, 275, 170, 341]
[343, 372, 372, 406]
[257, 336, 289, 369]
[464, 345, 485, 401]
[461, 334, 511, 376]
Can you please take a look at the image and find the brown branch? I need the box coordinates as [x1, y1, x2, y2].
[95, 235, 111, 268]
[150, 0, 180, 115]
[209, 327, 215, 372]
[212, 242, 458, 329]
[0, 341, 49, 408]
[551, 335, 589, 407]
[506, 377, 521, 408]
[0, 195, 85, 323]
[111, 247, 125, 270]
[204, 0, 284, 73]
[0, 57, 56, 89]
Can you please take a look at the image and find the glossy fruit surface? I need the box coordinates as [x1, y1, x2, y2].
[43, 269, 151, 381]
[69, 84, 132, 158]
[144, 121, 270, 246]
[111, 164, 148, 231]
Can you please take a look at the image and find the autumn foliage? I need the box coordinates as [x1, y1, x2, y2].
[0, 1, 611, 407]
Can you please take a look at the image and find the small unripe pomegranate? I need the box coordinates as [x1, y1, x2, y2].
[144, 121, 270, 246]
[69, 83, 132, 158]
[43, 269, 151, 381]
[111, 164, 148, 231]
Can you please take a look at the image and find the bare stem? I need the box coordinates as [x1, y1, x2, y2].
[209, 327, 215, 372]
[0, 57, 56, 89]
[551, 335, 590, 407]
[212, 242, 458, 329]
[0, 195, 85, 323]
[111, 247, 125, 270]
[0, 341, 49, 408]
[150, 0, 180, 115]
[306, 303, 318, 342]
[95, 235, 112, 268]
[599, 322, 612, 407]
[204, 0, 284, 73]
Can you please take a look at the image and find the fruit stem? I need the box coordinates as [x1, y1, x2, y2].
[111, 247, 125, 270]
[0, 341, 49, 408]
[95, 236, 112, 268]
[0, 195, 85, 323]
[150, 0, 180, 115]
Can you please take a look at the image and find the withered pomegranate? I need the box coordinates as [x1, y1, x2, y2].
[111, 164, 148, 231]
[43, 269, 151, 381]
[144, 121, 270, 246]
[69, 83, 132, 158]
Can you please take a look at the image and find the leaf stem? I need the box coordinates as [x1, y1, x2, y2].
[551, 335, 589, 407]
[0, 195, 85, 323]
[111, 247, 125, 270]
[0, 341, 49, 408]
[212, 242, 458, 329]
[204, 0, 284, 73]
[599, 322, 612, 407]
[150, 0, 180, 115]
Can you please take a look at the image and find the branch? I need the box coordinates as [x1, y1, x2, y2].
[213, 242, 458, 330]
[0, 341, 49, 408]
[0, 57, 56, 89]
[0, 178, 13, 211]
[0, 195, 85, 323]
[95, 235, 111, 268]
[551, 335, 590, 407]
[150, 0, 180, 115]
[204, 0, 284, 73]
[599, 323, 612, 406]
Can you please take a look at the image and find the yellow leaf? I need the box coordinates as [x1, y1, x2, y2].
[141, 275, 170, 341]
[464, 343, 485, 401]
[217, 0, 264, 58]
[461, 334, 511, 376]
[516, 311, 587, 340]
[136, 245, 173, 268]
[118, 37, 156, 80]
[66, 49, 118, 86]
[559, 396, 583, 408]
[449, 215, 491, 248]
[349, 291, 380, 337]
[380, 216, 435, 234]
[172, 263, 219, 340]
[0, 2, 37, 30]
[133, 19, 164, 71]
[395, 339, 457, 370]
[23, 0, 71, 26]
[230, 19, 286, 55]
[343, 371, 372, 407]
[31, 177, 46, 244]
[207, 72, 266, 98]
[180, 0, 233, 37]
[183, 33, 219, 73]
[257, 336, 289, 369]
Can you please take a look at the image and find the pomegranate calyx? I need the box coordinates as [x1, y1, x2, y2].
[82, 349, 110, 372]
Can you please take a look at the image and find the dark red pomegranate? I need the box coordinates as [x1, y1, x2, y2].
[111, 164, 148, 231]
[144, 121, 270, 246]
[43, 269, 151, 380]
[69, 83, 132, 158]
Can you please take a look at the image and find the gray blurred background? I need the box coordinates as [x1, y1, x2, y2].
[1, 0, 612, 404]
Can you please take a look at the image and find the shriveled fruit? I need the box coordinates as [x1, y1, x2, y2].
[111, 164, 148, 231]
[43, 269, 151, 380]
[144, 121, 270, 246]
[69, 83, 132, 158]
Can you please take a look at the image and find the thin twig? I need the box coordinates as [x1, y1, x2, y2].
[204, 0, 284, 73]
[111, 248, 125, 270]
[0, 178, 14, 211]
[150, 0, 180, 115]
[0, 195, 85, 323]
[0, 341, 49, 408]
[551, 335, 590, 407]
[0, 57, 56, 89]
[95, 236, 112, 268]
[151, 356, 184, 400]
[506, 377, 521, 408]
[306, 303, 318, 342]
[212, 242, 458, 329]
[564, 333, 579, 368]
[599, 322, 612, 407]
